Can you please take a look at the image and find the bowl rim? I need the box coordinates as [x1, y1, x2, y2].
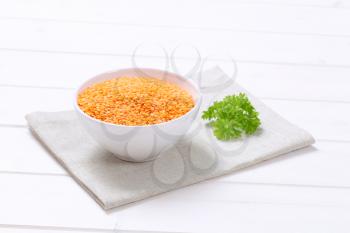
[74, 67, 202, 128]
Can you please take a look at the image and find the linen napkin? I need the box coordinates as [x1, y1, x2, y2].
[26, 67, 314, 210]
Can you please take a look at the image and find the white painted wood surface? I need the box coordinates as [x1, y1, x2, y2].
[0, 0, 349, 232]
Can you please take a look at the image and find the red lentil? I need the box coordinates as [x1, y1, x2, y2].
[77, 77, 195, 126]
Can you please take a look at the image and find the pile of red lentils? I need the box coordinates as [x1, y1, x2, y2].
[77, 77, 195, 126]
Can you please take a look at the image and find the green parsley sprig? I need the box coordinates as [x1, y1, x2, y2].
[202, 93, 261, 140]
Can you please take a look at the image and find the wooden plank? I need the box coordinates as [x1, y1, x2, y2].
[1, 0, 350, 36]
[265, 100, 350, 142]
[1, 19, 350, 67]
[1, 50, 350, 102]
[0, 173, 350, 232]
[0, 86, 349, 140]
[0, 0, 345, 15]
[0, 87, 71, 126]
[220, 141, 350, 187]
[0, 51, 350, 101]
[0, 127, 65, 175]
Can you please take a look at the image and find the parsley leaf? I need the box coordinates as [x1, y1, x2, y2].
[202, 93, 261, 140]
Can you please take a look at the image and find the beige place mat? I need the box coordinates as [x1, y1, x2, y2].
[26, 68, 314, 210]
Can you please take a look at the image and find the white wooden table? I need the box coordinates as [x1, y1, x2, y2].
[1, 0, 350, 232]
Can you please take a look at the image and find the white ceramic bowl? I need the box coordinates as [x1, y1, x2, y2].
[74, 68, 201, 162]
